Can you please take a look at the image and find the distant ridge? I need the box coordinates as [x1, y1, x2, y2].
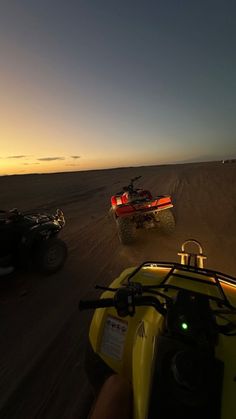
[1, 158, 234, 178]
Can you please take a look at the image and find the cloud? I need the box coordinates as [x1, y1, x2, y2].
[71, 155, 81, 159]
[37, 157, 65, 161]
[23, 162, 41, 166]
[66, 163, 79, 166]
[7, 155, 27, 159]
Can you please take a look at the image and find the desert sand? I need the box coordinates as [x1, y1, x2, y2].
[0, 161, 236, 418]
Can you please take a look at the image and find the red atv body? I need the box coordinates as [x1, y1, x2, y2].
[110, 176, 175, 244]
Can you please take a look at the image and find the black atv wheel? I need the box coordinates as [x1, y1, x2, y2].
[116, 217, 135, 244]
[157, 209, 175, 234]
[35, 237, 67, 274]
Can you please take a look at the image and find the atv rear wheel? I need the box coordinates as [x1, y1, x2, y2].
[116, 217, 135, 244]
[35, 237, 67, 274]
[157, 209, 175, 234]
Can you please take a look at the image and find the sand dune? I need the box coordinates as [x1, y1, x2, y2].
[0, 161, 236, 418]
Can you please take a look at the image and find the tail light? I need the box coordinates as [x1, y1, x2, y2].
[111, 196, 117, 207]
[121, 193, 129, 204]
[111, 195, 125, 207]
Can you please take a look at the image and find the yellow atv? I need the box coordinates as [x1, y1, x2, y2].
[79, 240, 236, 419]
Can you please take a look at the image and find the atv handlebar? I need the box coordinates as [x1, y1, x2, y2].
[79, 298, 114, 310]
[79, 295, 166, 317]
[131, 175, 141, 183]
[79, 287, 236, 337]
[123, 175, 142, 193]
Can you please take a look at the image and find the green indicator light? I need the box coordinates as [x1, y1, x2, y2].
[181, 322, 188, 331]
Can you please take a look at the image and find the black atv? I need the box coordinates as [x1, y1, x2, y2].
[0, 208, 68, 275]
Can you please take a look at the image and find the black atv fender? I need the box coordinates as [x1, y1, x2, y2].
[34, 221, 61, 237]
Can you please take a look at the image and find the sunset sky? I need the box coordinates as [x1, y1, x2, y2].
[1, 1, 236, 175]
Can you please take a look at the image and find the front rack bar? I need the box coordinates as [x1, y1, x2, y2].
[127, 261, 236, 308]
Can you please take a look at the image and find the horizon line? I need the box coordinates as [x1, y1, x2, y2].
[0, 158, 232, 178]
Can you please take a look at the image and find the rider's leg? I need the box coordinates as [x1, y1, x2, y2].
[88, 374, 132, 419]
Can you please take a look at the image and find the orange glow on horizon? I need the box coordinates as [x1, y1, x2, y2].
[0, 63, 200, 176]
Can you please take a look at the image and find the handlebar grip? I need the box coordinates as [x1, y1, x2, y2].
[79, 298, 114, 311]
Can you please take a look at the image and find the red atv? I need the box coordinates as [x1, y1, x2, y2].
[110, 176, 175, 244]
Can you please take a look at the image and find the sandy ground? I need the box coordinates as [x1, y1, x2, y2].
[0, 161, 236, 418]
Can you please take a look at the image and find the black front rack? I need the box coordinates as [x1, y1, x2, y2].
[127, 261, 236, 309]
